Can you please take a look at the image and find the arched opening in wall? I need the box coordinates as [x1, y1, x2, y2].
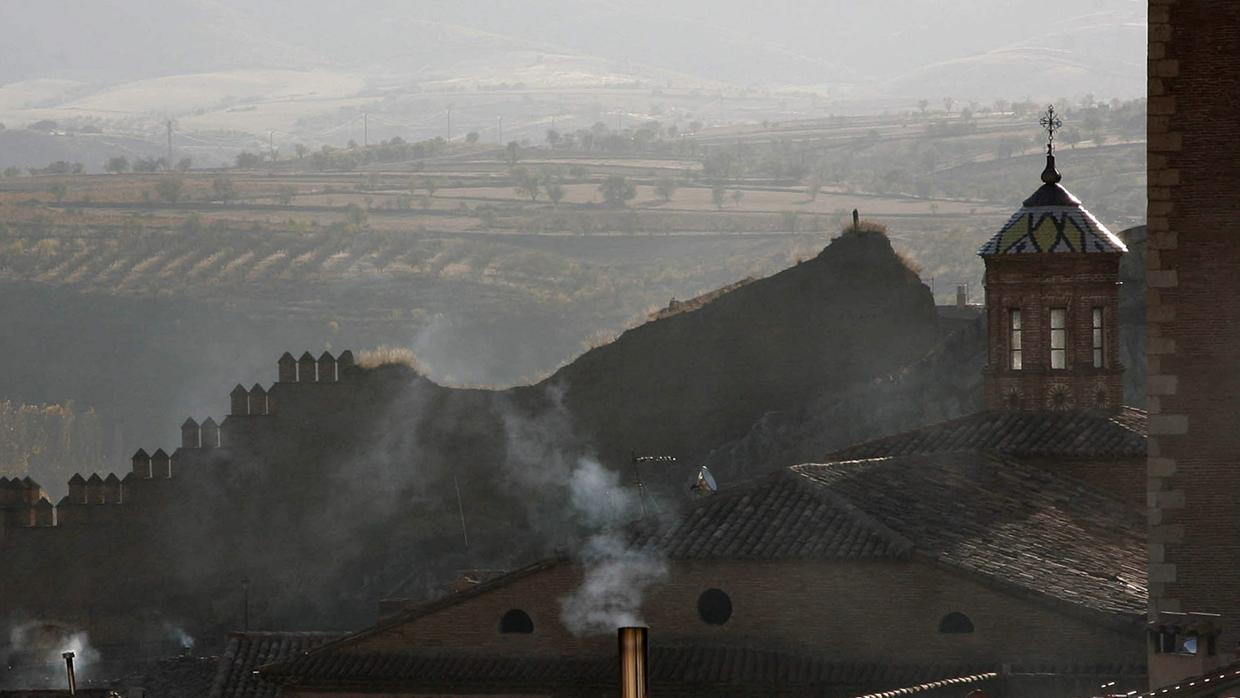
[499, 609, 534, 634]
[939, 612, 974, 634]
[697, 588, 732, 625]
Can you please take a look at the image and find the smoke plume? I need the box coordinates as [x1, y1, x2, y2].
[559, 457, 668, 636]
[559, 531, 667, 636]
[3, 621, 100, 689]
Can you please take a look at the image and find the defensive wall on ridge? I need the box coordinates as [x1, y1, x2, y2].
[0, 349, 377, 659]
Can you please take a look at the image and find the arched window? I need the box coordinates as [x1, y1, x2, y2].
[697, 588, 733, 625]
[499, 609, 534, 634]
[939, 612, 974, 634]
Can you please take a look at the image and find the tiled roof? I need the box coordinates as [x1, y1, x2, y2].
[828, 408, 1147, 461]
[978, 168, 1126, 256]
[207, 632, 343, 698]
[263, 644, 995, 694]
[847, 672, 998, 698]
[794, 454, 1146, 618]
[631, 451, 1144, 619]
[112, 656, 220, 698]
[628, 468, 911, 561]
[0, 692, 118, 698]
[1140, 661, 1240, 697]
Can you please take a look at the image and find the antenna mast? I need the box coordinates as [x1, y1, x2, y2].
[631, 453, 676, 517]
[453, 475, 470, 550]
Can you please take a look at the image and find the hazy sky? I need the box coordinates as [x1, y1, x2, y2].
[0, 0, 1145, 99]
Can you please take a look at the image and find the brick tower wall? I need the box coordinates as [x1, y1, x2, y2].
[983, 253, 1125, 411]
[1147, 0, 1240, 671]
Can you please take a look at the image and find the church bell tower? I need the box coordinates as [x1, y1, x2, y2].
[978, 107, 1128, 411]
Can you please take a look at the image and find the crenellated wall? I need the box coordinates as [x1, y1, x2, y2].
[0, 350, 363, 544]
[0, 348, 378, 659]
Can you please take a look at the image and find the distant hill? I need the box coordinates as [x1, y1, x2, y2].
[0, 129, 166, 172]
[0, 0, 1144, 97]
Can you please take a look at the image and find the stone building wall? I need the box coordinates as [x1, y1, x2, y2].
[1146, 0, 1240, 676]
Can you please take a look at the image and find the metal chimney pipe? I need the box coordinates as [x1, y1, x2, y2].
[62, 651, 76, 695]
[618, 626, 648, 698]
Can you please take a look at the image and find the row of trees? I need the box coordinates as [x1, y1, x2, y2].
[506, 168, 683, 208]
[104, 156, 192, 174]
[0, 401, 108, 491]
[233, 135, 453, 172]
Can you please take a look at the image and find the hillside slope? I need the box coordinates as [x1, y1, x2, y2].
[704, 226, 1149, 481]
[535, 225, 943, 481]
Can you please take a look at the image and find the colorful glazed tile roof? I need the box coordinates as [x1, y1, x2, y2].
[978, 157, 1127, 256]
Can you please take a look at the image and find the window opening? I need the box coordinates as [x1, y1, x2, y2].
[697, 588, 733, 625]
[500, 609, 534, 634]
[1009, 309, 1023, 370]
[939, 612, 975, 634]
[1092, 307, 1104, 368]
[1050, 308, 1067, 369]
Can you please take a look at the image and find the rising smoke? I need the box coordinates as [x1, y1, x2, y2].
[560, 458, 669, 636]
[3, 621, 100, 689]
[559, 531, 668, 636]
[491, 382, 672, 636]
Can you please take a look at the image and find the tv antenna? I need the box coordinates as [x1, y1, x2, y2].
[690, 466, 718, 496]
[631, 452, 675, 517]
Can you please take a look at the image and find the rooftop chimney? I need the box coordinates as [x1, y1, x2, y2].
[956, 284, 968, 308]
[62, 651, 76, 695]
[619, 626, 648, 698]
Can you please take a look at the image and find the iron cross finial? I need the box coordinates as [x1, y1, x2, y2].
[1039, 105, 1063, 154]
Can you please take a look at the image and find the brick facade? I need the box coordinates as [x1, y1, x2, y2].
[351, 559, 1141, 668]
[983, 254, 1125, 411]
[1147, 0, 1240, 688]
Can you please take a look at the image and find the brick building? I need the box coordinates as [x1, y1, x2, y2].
[823, 145, 1147, 511]
[1144, 0, 1240, 691]
[978, 141, 1128, 414]
[254, 452, 1146, 697]
[231, 141, 1155, 698]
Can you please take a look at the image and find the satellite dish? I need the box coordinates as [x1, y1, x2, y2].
[690, 466, 718, 495]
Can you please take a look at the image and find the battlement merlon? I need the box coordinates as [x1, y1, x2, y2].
[277, 349, 354, 385]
